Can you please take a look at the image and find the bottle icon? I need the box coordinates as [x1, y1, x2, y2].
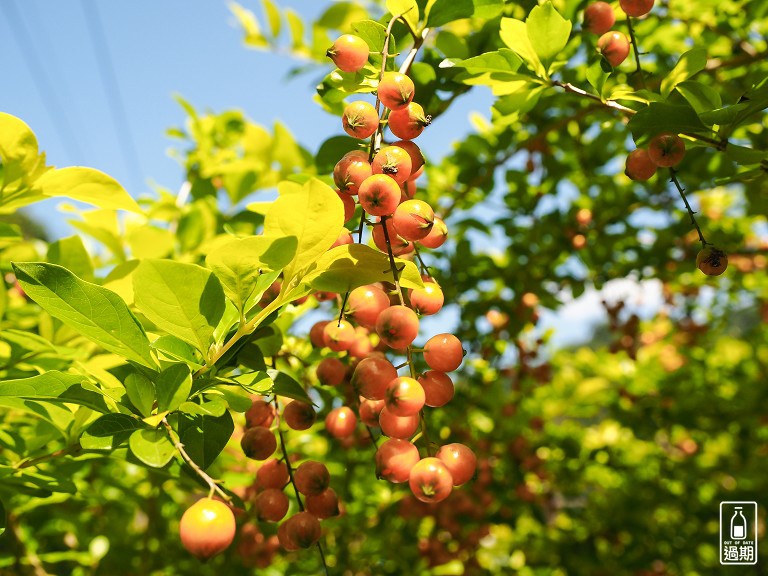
[731, 507, 747, 540]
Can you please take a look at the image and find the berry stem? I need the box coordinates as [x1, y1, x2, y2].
[669, 168, 708, 246]
[273, 397, 305, 512]
[162, 418, 230, 502]
[625, 17, 647, 89]
[379, 216, 406, 306]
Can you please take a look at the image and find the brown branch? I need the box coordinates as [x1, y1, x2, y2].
[162, 418, 230, 501]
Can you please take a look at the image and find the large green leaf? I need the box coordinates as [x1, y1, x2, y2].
[270, 370, 313, 405]
[660, 48, 708, 99]
[177, 412, 235, 470]
[627, 103, 709, 142]
[205, 235, 297, 313]
[304, 243, 424, 293]
[87, 413, 143, 436]
[129, 429, 175, 468]
[32, 167, 142, 213]
[500, 18, 545, 79]
[12, 262, 156, 368]
[133, 259, 226, 356]
[0, 371, 82, 397]
[262, 178, 344, 283]
[525, 2, 571, 74]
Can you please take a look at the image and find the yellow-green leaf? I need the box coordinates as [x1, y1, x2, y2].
[33, 167, 142, 213]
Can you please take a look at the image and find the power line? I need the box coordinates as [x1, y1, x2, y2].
[80, 0, 144, 193]
[2, 0, 85, 164]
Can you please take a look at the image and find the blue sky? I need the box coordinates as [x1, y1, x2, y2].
[1, 0, 492, 221]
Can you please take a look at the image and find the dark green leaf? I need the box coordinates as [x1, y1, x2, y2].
[88, 413, 143, 437]
[425, 0, 473, 27]
[177, 412, 235, 470]
[628, 103, 709, 143]
[269, 369, 313, 404]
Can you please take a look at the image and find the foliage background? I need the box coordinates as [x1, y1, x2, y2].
[1, 0, 767, 575]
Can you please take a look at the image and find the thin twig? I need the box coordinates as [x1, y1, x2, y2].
[625, 17, 647, 89]
[15, 444, 80, 469]
[669, 168, 708, 245]
[162, 418, 230, 501]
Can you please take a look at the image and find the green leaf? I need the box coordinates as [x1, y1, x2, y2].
[627, 103, 709, 143]
[87, 413, 142, 437]
[525, 1, 571, 74]
[425, 0, 473, 27]
[262, 178, 344, 283]
[32, 167, 142, 213]
[216, 386, 253, 412]
[12, 262, 156, 368]
[177, 412, 235, 470]
[0, 371, 83, 397]
[351, 20, 388, 52]
[386, 0, 419, 33]
[229, 1, 268, 48]
[269, 370, 313, 404]
[179, 397, 228, 417]
[660, 48, 707, 99]
[725, 144, 767, 166]
[126, 225, 175, 259]
[698, 103, 750, 127]
[133, 259, 226, 356]
[205, 235, 297, 313]
[0, 499, 5, 536]
[586, 61, 609, 99]
[500, 18, 545, 79]
[446, 48, 523, 73]
[304, 243, 424, 293]
[151, 335, 203, 368]
[156, 364, 193, 413]
[262, 0, 281, 38]
[124, 372, 155, 417]
[47, 236, 94, 283]
[675, 81, 722, 116]
[129, 429, 175, 468]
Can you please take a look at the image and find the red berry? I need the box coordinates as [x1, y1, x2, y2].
[179, 498, 236, 560]
[647, 133, 686, 167]
[625, 148, 657, 181]
[255, 488, 290, 522]
[352, 355, 398, 400]
[323, 319, 356, 352]
[584, 2, 615, 35]
[245, 398, 276, 428]
[316, 356, 347, 387]
[393, 199, 435, 241]
[358, 174, 402, 216]
[385, 376, 426, 417]
[619, 0, 654, 17]
[376, 438, 420, 483]
[378, 72, 415, 110]
[256, 458, 289, 490]
[372, 145, 413, 184]
[418, 216, 448, 249]
[388, 102, 430, 140]
[409, 281, 444, 316]
[418, 371, 455, 407]
[283, 400, 316, 431]
[306, 488, 340, 519]
[333, 151, 372, 196]
[379, 406, 420, 439]
[327, 34, 369, 73]
[409, 457, 453, 503]
[423, 333, 464, 372]
[342, 100, 379, 139]
[346, 284, 390, 329]
[283, 512, 321, 549]
[436, 443, 477, 486]
[241, 426, 277, 460]
[325, 406, 357, 438]
[376, 305, 420, 349]
[294, 461, 330, 496]
[597, 31, 630, 68]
